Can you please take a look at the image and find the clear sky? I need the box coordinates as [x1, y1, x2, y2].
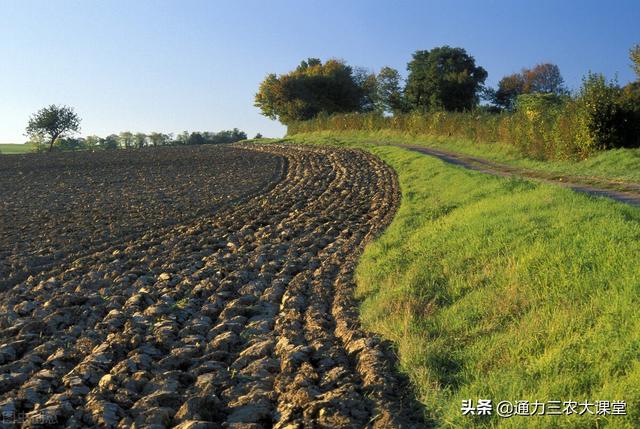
[1, 0, 638, 142]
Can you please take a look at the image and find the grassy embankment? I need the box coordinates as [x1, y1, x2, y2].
[292, 130, 640, 184]
[286, 134, 640, 428]
[0, 143, 33, 154]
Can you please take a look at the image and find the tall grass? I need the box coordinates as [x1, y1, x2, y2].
[288, 87, 639, 161]
[292, 136, 640, 428]
[287, 108, 592, 160]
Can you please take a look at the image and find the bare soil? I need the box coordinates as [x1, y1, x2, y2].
[0, 144, 424, 428]
[0, 146, 284, 290]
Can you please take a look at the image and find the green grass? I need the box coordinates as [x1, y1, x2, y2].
[292, 130, 640, 184]
[0, 143, 33, 154]
[287, 135, 640, 428]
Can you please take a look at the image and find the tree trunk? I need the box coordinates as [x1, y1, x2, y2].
[48, 134, 59, 152]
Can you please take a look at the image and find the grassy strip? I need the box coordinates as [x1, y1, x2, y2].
[291, 130, 640, 184]
[0, 143, 33, 155]
[290, 135, 640, 428]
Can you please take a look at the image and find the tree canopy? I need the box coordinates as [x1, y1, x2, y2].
[101, 135, 119, 150]
[493, 73, 526, 110]
[404, 46, 488, 112]
[134, 133, 147, 149]
[25, 105, 81, 152]
[118, 131, 134, 149]
[494, 63, 567, 110]
[255, 58, 373, 124]
[148, 132, 172, 147]
[375, 66, 407, 114]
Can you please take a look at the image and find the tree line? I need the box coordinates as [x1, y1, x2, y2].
[255, 44, 640, 154]
[254, 46, 568, 120]
[24, 106, 250, 152]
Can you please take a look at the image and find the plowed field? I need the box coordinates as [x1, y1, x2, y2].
[0, 144, 422, 428]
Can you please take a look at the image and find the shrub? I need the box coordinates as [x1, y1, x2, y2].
[511, 94, 564, 158]
[619, 82, 640, 148]
[575, 72, 630, 150]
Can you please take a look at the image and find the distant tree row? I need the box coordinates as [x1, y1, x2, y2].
[25, 106, 250, 152]
[47, 129, 248, 152]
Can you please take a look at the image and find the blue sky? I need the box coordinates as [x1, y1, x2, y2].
[1, 0, 638, 142]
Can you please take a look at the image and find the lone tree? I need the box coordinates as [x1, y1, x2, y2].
[405, 46, 488, 111]
[26, 105, 81, 152]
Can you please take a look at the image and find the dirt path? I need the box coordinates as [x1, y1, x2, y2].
[398, 144, 640, 206]
[0, 144, 424, 428]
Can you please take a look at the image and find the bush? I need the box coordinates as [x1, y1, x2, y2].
[575, 72, 631, 151]
[57, 137, 88, 151]
[511, 93, 565, 159]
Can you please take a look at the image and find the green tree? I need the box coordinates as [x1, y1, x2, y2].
[621, 45, 640, 147]
[57, 137, 86, 151]
[630, 44, 640, 79]
[494, 73, 525, 110]
[187, 132, 206, 145]
[523, 63, 567, 94]
[255, 58, 370, 123]
[85, 135, 101, 150]
[353, 66, 378, 112]
[405, 46, 488, 112]
[176, 131, 190, 145]
[493, 63, 567, 110]
[101, 134, 119, 150]
[201, 129, 247, 144]
[27, 134, 48, 153]
[25, 105, 81, 152]
[576, 72, 636, 149]
[118, 131, 134, 149]
[148, 132, 171, 146]
[375, 66, 406, 114]
[134, 132, 147, 149]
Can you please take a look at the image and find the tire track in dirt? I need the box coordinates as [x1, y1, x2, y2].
[0, 144, 425, 428]
[399, 144, 640, 206]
